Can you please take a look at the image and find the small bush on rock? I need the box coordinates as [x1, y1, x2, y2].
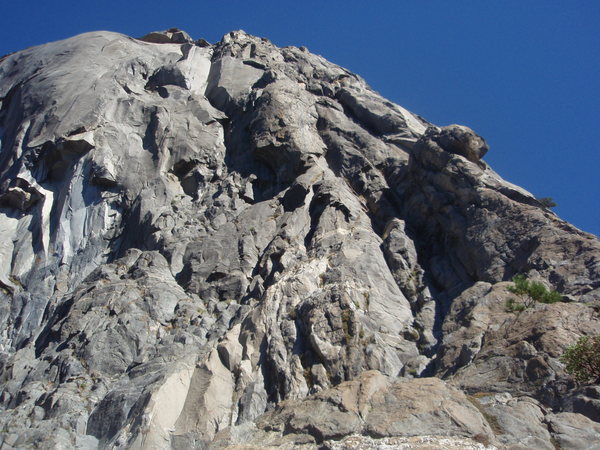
[505, 274, 561, 311]
[505, 297, 526, 313]
[561, 335, 600, 383]
[538, 197, 557, 208]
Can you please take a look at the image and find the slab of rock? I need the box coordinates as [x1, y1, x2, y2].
[545, 412, 600, 450]
[212, 371, 496, 447]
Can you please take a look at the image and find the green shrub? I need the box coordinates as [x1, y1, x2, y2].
[505, 298, 526, 313]
[560, 335, 600, 383]
[538, 197, 557, 208]
[506, 274, 561, 311]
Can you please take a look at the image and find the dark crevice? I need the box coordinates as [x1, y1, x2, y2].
[34, 298, 74, 358]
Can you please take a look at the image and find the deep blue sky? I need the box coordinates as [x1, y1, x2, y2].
[2, 1, 598, 236]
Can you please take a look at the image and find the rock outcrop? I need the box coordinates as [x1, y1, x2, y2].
[0, 28, 598, 449]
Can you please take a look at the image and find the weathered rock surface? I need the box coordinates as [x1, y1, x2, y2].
[210, 371, 496, 448]
[0, 28, 598, 448]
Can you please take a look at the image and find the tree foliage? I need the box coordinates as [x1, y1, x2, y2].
[505, 274, 561, 311]
[538, 197, 557, 208]
[505, 297, 526, 312]
[561, 336, 600, 383]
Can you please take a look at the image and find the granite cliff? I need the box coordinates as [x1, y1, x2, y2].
[0, 29, 599, 449]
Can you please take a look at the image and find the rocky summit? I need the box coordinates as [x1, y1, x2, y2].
[0, 28, 598, 449]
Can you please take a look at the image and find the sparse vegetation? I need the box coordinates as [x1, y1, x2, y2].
[0, 284, 11, 296]
[341, 309, 352, 342]
[538, 197, 557, 208]
[8, 275, 23, 288]
[560, 335, 600, 384]
[550, 436, 562, 450]
[76, 379, 88, 393]
[467, 395, 503, 435]
[362, 291, 370, 310]
[302, 366, 313, 387]
[318, 273, 327, 288]
[288, 308, 297, 320]
[505, 274, 562, 312]
[505, 297, 526, 313]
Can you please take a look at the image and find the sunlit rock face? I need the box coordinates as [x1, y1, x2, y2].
[0, 28, 598, 449]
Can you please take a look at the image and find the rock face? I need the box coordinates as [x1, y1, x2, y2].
[0, 28, 598, 449]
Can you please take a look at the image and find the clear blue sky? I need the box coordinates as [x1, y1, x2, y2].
[2, 1, 598, 236]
